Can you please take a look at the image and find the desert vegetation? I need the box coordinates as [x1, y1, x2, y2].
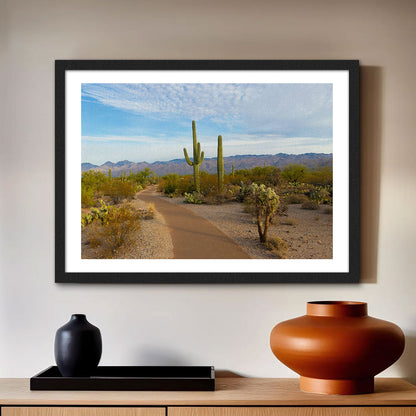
[81, 120, 333, 260]
[81, 168, 157, 258]
[155, 121, 333, 256]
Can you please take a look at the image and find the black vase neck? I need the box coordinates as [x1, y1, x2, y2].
[71, 314, 87, 322]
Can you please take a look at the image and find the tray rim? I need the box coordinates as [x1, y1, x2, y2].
[32, 365, 215, 379]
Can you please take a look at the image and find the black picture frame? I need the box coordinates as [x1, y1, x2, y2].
[55, 60, 359, 284]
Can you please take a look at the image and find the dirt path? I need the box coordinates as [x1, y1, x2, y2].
[137, 188, 251, 259]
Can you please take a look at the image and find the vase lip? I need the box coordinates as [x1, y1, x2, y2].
[307, 301, 368, 317]
[71, 314, 87, 320]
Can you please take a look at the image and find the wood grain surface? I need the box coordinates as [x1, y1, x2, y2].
[0, 378, 415, 406]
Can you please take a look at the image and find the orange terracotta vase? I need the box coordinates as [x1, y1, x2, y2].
[270, 301, 405, 395]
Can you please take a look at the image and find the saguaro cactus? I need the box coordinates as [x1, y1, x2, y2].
[232, 164, 235, 177]
[184, 120, 205, 193]
[217, 135, 224, 193]
[108, 168, 112, 180]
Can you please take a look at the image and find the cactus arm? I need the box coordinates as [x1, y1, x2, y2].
[196, 142, 201, 162]
[200, 150, 204, 164]
[184, 148, 193, 166]
[192, 120, 197, 160]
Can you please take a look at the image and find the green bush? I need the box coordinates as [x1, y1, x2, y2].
[81, 170, 108, 207]
[305, 165, 333, 186]
[102, 179, 136, 204]
[81, 186, 95, 208]
[310, 186, 332, 204]
[159, 173, 181, 195]
[281, 164, 306, 183]
[184, 192, 204, 204]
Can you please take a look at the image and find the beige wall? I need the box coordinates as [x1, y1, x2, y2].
[1, 0, 415, 380]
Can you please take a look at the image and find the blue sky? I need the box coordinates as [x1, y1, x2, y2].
[81, 83, 332, 165]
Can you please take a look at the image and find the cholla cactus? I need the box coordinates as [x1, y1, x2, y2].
[247, 183, 280, 243]
[184, 120, 205, 193]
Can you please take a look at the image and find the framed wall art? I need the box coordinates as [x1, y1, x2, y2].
[55, 60, 359, 283]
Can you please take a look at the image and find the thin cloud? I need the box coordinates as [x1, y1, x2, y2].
[82, 83, 332, 138]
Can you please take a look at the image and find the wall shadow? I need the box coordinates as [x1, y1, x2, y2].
[359, 66, 383, 283]
[216, 370, 245, 378]
[396, 335, 416, 385]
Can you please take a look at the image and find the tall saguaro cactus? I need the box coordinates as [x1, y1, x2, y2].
[184, 120, 205, 193]
[217, 135, 224, 193]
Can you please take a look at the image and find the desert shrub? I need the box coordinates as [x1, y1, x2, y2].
[159, 173, 180, 195]
[310, 185, 332, 204]
[302, 200, 320, 210]
[284, 193, 309, 204]
[276, 203, 288, 217]
[82, 170, 108, 189]
[281, 164, 306, 183]
[133, 168, 156, 186]
[102, 179, 137, 204]
[280, 218, 297, 226]
[204, 192, 233, 205]
[225, 184, 241, 198]
[199, 172, 218, 196]
[264, 237, 288, 259]
[81, 186, 95, 208]
[83, 203, 141, 258]
[144, 203, 155, 220]
[158, 173, 194, 196]
[235, 182, 252, 202]
[184, 192, 204, 204]
[305, 165, 333, 186]
[247, 183, 280, 243]
[81, 170, 109, 207]
[227, 166, 283, 188]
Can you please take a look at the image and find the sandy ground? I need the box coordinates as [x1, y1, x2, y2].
[162, 195, 332, 259]
[81, 190, 332, 260]
[81, 197, 173, 259]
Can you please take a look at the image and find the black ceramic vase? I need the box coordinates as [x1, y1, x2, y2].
[54, 314, 102, 377]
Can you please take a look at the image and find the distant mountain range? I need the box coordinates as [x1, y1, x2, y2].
[82, 153, 333, 177]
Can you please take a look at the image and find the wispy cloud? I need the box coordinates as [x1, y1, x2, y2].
[82, 83, 332, 137]
[81, 83, 333, 164]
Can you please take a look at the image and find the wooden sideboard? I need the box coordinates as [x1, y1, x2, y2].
[0, 378, 415, 416]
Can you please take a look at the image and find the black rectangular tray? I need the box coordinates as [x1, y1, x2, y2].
[31, 366, 215, 391]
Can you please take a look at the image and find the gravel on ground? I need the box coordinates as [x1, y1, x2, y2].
[81, 197, 173, 259]
[162, 195, 332, 259]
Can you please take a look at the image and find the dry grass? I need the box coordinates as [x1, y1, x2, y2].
[264, 237, 288, 258]
[144, 203, 155, 219]
[301, 200, 320, 210]
[83, 203, 141, 258]
[279, 217, 297, 226]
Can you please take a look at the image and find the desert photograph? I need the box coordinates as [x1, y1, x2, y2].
[80, 83, 333, 260]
